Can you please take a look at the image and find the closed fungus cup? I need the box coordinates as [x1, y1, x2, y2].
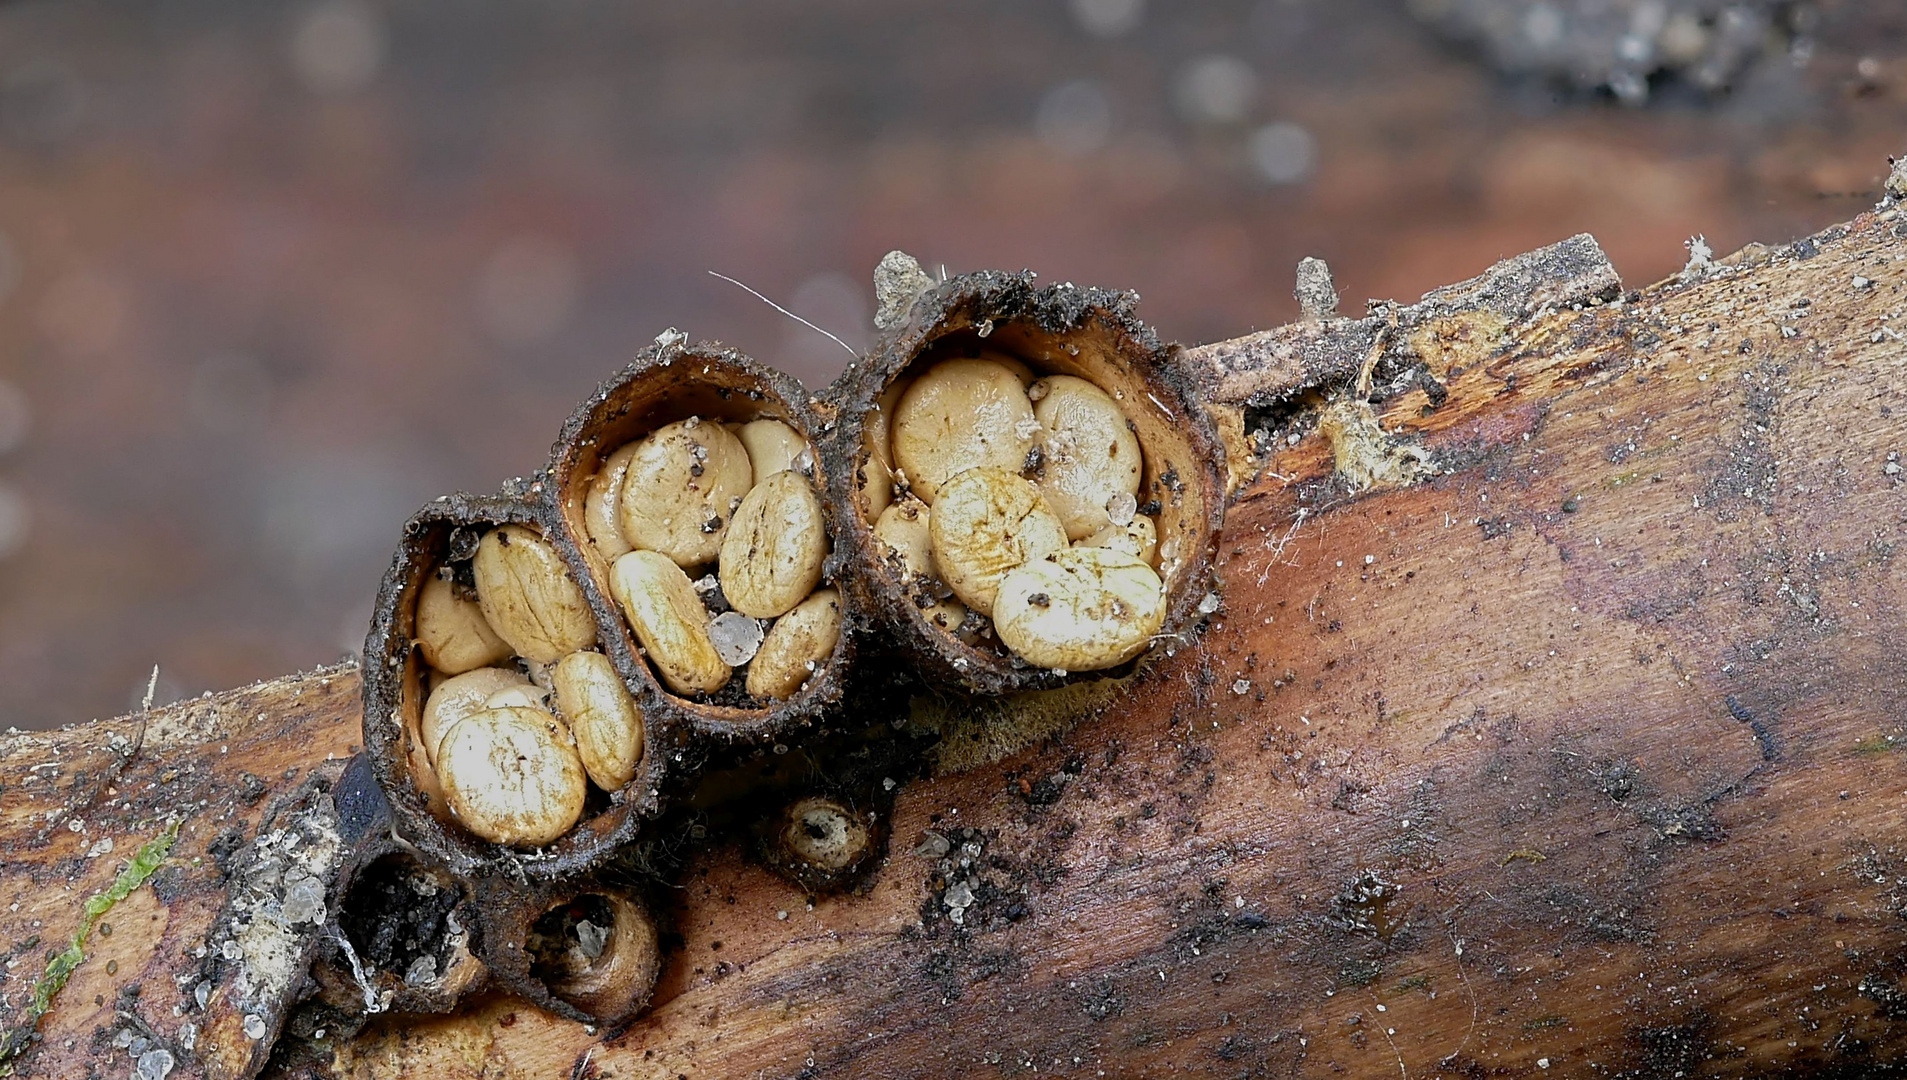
[825, 273, 1225, 694]
[362, 495, 668, 882]
[546, 340, 857, 750]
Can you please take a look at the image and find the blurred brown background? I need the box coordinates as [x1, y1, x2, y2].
[0, 0, 1899, 729]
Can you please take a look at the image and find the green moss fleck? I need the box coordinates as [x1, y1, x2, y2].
[1337, 958, 1383, 988]
[0, 820, 179, 1073]
[1851, 735, 1900, 757]
[1392, 974, 1433, 994]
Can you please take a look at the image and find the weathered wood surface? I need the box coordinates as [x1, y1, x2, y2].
[5, 205, 1907, 1079]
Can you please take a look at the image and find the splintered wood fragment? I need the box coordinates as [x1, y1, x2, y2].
[1181, 232, 1621, 407]
[3, 205, 1907, 1079]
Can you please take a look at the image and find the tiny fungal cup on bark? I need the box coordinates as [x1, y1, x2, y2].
[760, 794, 881, 894]
[326, 851, 489, 1019]
[470, 876, 663, 1026]
[363, 496, 663, 881]
[824, 269, 1225, 694]
[546, 341, 857, 747]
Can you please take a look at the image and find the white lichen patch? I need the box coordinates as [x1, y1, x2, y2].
[228, 822, 342, 1003]
[199, 788, 346, 1062]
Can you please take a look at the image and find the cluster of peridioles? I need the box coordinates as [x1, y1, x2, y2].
[354, 261, 1228, 1027]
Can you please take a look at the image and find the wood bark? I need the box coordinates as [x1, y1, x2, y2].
[3, 204, 1906, 1079]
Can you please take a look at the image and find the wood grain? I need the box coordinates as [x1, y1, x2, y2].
[5, 206, 1907, 1079]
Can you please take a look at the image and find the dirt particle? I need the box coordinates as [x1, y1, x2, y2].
[238, 773, 267, 805]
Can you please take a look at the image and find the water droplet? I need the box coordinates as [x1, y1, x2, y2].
[1070, 0, 1143, 37]
[136, 1048, 175, 1080]
[1035, 80, 1113, 157]
[1175, 55, 1256, 125]
[708, 611, 764, 666]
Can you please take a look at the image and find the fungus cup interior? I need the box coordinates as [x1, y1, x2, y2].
[337, 851, 483, 1006]
[525, 891, 660, 1020]
[551, 350, 848, 728]
[376, 510, 645, 874]
[855, 313, 1215, 676]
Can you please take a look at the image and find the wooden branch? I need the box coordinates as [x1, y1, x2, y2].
[5, 204, 1907, 1079]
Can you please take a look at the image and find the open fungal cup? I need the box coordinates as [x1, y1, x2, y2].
[759, 793, 883, 894]
[828, 272, 1225, 694]
[331, 850, 489, 1017]
[363, 496, 661, 881]
[471, 875, 663, 1026]
[548, 341, 855, 745]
